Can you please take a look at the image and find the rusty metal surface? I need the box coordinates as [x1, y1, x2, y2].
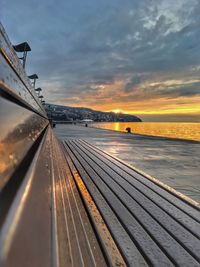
[63, 139, 200, 267]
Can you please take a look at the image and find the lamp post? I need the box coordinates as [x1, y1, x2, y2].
[35, 87, 42, 96]
[13, 42, 31, 68]
[28, 74, 38, 88]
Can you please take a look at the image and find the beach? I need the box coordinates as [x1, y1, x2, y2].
[55, 124, 200, 203]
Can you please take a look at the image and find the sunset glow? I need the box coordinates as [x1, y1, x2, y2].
[57, 73, 200, 121]
[3, 0, 200, 121]
[112, 109, 122, 114]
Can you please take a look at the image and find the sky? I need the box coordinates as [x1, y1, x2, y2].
[1, 0, 200, 121]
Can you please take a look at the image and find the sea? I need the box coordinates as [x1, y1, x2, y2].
[90, 122, 200, 142]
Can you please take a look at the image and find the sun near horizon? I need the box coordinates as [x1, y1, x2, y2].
[112, 109, 122, 114]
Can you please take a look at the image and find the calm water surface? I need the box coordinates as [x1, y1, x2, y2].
[91, 122, 200, 142]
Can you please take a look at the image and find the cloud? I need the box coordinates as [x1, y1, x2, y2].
[124, 75, 142, 92]
[1, 0, 200, 116]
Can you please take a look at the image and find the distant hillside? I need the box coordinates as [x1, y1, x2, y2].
[44, 103, 142, 122]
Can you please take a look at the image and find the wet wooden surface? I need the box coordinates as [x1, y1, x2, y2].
[0, 124, 200, 266]
[0, 128, 111, 267]
[61, 139, 200, 267]
[55, 124, 200, 203]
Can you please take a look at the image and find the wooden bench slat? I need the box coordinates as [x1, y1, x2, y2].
[51, 134, 107, 267]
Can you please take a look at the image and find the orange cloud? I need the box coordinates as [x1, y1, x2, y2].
[57, 75, 200, 119]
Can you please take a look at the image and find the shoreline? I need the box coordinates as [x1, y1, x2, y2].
[88, 124, 200, 144]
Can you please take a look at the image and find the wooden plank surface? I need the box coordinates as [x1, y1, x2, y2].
[0, 130, 110, 267]
[62, 139, 200, 267]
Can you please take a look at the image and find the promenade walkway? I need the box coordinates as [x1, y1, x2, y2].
[55, 124, 200, 203]
[53, 123, 200, 266]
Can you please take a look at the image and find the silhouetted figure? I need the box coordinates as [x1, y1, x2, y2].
[126, 127, 131, 133]
[49, 118, 56, 128]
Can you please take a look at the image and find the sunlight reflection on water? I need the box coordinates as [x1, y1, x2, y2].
[91, 122, 200, 142]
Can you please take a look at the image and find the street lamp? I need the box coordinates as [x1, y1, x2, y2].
[28, 74, 38, 88]
[13, 42, 31, 68]
[35, 87, 42, 96]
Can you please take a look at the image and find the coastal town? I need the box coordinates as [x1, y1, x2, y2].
[44, 103, 142, 122]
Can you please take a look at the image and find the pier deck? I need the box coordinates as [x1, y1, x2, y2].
[1, 126, 200, 266]
[55, 124, 200, 202]
[61, 138, 200, 266]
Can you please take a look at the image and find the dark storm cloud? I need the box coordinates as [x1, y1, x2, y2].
[1, 0, 200, 104]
